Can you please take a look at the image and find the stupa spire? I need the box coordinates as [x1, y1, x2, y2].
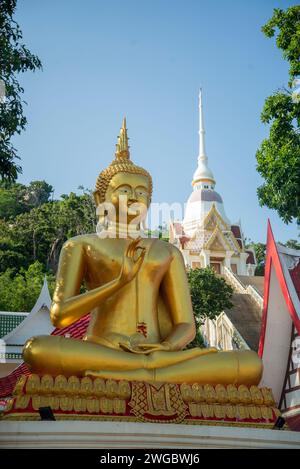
[198, 88, 207, 162]
[192, 89, 215, 187]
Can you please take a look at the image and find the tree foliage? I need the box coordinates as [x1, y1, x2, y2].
[186, 267, 233, 348]
[0, 0, 42, 182]
[0, 261, 55, 311]
[284, 238, 300, 250]
[0, 181, 97, 310]
[0, 182, 96, 276]
[256, 6, 300, 224]
[262, 7, 300, 84]
[247, 242, 266, 276]
[0, 180, 53, 219]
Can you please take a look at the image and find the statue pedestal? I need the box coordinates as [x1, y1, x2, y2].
[0, 420, 300, 448]
[3, 374, 280, 428]
[2, 374, 282, 429]
[1, 374, 299, 449]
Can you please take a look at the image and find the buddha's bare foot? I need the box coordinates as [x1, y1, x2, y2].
[84, 368, 154, 382]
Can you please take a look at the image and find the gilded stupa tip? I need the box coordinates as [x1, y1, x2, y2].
[115, 117, 130, 159]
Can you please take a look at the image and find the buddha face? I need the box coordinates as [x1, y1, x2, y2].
[104, 172, 150, 225]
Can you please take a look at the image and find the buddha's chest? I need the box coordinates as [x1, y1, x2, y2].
[84, 239, 171, 286]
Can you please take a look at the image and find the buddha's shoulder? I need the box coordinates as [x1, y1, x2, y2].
[62, 233, 99, 249]
[148, 238, 184, 259]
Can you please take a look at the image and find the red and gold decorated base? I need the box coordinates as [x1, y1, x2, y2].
[2, 374, 283, 429]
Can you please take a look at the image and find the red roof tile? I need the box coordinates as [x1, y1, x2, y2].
[231, 225, 242, 240]
[236, 238, 243, 249]
[290, 261, 300, 302]
[246, 250, 255, 265]
[179, 236, 190, 248]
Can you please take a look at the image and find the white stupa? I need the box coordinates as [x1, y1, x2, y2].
[170, 90, 256, 276]
[183, 89, 230, 235]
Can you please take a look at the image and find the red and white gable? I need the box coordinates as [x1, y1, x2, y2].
[259, 221, 300, 431]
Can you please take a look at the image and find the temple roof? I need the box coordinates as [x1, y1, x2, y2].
[188, 189, 223, 204]
[0, 313, 91, 398]
[1, 278, 53, 347]
[290, 258, 300, 300]
[0, 312, 28, 338]
[246, 250, 255, 265]
[231, 225, 241, 240]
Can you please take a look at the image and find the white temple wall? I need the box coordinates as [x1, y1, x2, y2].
[202, 250, 210, 268]
[239, 252, 249, 276]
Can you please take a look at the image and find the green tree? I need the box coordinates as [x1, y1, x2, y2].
[23, 180, 54, 208]
[247, 242, 266, 276]
[146, 223, 169, 241]
[0, 218, 27, 271]
[46, 189, 96, 271]
[282, 239, 300, 250]
[0, 0, 42, 182]
[186, 267, 233, 348]
[256, 6, 300, 224]
[0, 180, 53, 220]
[0, 181, 27, 219]
[0, 185, 97, 273]
[0, 261, 55, 311]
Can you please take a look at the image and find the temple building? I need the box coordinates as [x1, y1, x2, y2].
[169, 90, 256, 276]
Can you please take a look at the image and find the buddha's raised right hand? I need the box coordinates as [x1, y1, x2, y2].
[118, 238, 146, 285]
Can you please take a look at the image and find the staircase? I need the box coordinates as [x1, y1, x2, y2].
[221, 267, 264, 351]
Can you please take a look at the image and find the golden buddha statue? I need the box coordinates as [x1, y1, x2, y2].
[23, 119, 262, 386]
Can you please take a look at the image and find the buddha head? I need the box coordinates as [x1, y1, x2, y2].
[94, 118, 153, 230]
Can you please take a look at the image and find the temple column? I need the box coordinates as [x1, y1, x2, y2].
[202, 249, 210, 267]
[224, 250, 234, 272]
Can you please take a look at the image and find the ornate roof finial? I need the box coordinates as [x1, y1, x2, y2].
[115, 117, 130, 159]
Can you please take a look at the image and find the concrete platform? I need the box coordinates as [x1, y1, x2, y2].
[0, 420, 300, 448]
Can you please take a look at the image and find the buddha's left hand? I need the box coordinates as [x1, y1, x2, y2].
[119, 341, 171, 354]
[136, 342, 172, 353]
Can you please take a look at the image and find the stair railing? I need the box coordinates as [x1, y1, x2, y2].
[223, 266, 263, 311]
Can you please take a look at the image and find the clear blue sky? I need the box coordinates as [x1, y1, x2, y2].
[14, 0, 298, 243]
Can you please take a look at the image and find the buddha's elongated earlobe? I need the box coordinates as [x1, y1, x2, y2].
[96, 209, 109, 234]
